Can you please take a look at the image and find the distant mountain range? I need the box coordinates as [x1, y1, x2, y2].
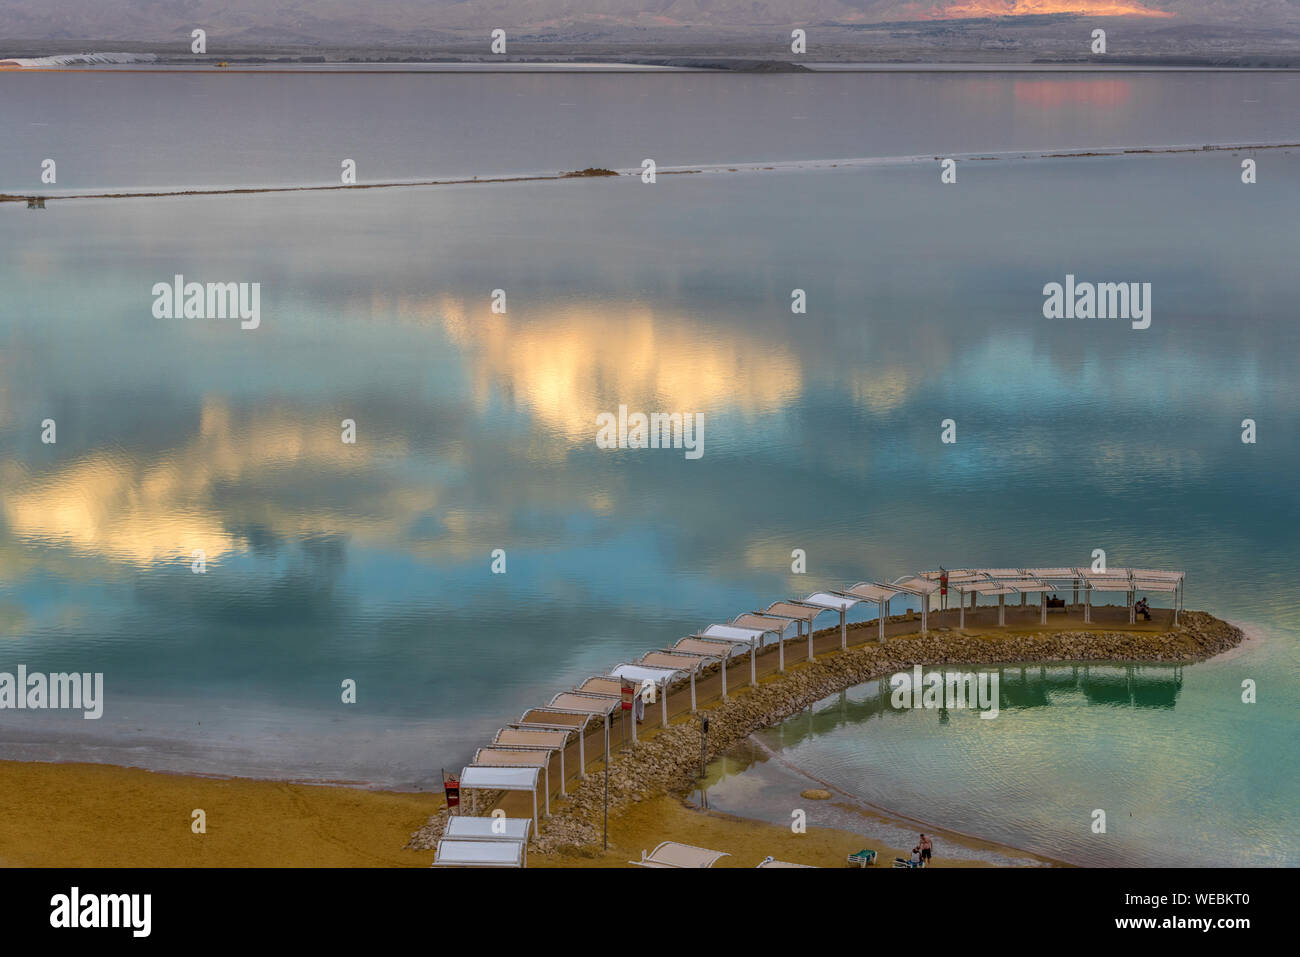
[1, 0, 1297, 49]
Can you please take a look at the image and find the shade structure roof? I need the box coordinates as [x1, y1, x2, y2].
[840, 582, 901, 603]
[473, 748, 550, 769]
[762, 600, 824, 622]
[1002, 580, 1056, 593]
[730, 613, 795, 634]
[432, 838, 525, 867]
[674, 636, 739, 658]
[610, 663, 680, 685]
[1129, 569, 1185, 581]
[891, 575, 941, 595]
[1085, 576, 1140, 592]
[701, 623, 766, 643]
[548, 691, 621, 715]
[639, 650, 708, 672]
[459, 765, 540, 791]
[516, 708, 594, 732]
[953, 580, 1022, 595]
[577, 676, 626, 697]
[634, 841, 730, 868]
[443, 816, 532, 842]
[800, 591, 864, 612]
[1023, 567, 1084, 578]
[686, 633, 756, 656]
[1130, 578, 1180, 592]
[493, 727, 571, 750]
[921, 568, 983, 582]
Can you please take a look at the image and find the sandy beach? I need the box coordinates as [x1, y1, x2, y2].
[0, 759, 1055, 868]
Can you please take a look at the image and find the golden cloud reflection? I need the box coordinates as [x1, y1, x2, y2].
[437, 296, 804, 444]
[2, 401, 426, 566]
[850, 367, 913, 414]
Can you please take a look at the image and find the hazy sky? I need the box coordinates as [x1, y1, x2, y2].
[1, 0, 1297, 46]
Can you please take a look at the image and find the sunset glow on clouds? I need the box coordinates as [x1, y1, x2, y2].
[929, 1, 1174, 17]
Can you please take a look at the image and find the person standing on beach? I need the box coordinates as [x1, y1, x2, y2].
[919, 833, 933, 865]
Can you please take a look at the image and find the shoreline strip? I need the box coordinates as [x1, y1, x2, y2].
[5, 141, 1295, 206]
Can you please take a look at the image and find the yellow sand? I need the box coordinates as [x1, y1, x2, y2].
[0, 760, 1059, 868]
[0, 761, 436, 867]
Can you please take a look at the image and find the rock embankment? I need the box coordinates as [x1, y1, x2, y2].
[408, 611, 1242, 855]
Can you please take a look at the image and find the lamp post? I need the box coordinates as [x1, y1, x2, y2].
[603, 719, 610, 852]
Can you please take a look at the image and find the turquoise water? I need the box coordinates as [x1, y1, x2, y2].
[702, 644, 1296, 867]
[0, 71, 1297, 863]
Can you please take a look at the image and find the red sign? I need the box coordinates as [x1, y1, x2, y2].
[444, 778, 460, 808]
[621, 682, 634, 711]
[940, 571, 948, 596]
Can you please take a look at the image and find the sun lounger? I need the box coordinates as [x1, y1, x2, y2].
[630, 841, 730, 868]
[757, 856, 815, 868]
[846, 848, 878, 867]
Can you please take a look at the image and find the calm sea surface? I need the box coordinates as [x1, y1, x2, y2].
[1, 70, 1296, 864]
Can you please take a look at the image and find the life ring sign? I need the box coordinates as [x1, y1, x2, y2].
[940, 570, 948, 596]
[621, 682, 635, 711]
[443, 775, 460, 808]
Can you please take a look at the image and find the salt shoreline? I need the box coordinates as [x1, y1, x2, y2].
[409, 610, 1244, 858]
[4, 141, 1294, 206]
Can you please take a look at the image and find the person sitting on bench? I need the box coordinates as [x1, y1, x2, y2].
[1136, 597, 1151, 621]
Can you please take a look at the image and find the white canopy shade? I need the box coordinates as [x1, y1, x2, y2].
[702, 623, 766, 644]
[432, 838, 524, 868]
[459, 765, 540, 791]
[801, 591, 864, 611]
[460, 765, 543, 834]
[444, 816, 532, 842]
[610, 663, 680, 684]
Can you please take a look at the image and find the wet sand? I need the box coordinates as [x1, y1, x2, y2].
[537, 794, 1059, 868]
